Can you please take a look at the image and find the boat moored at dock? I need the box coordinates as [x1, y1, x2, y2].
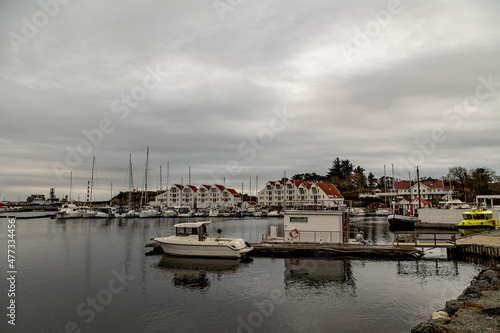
[153, 221, 253, 258]
[457, 208, 497, 230]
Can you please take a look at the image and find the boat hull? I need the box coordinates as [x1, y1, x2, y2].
[388, 214, 418, 230]
[154, 239, 253, 258]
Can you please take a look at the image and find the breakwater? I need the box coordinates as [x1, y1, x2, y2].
[412, 266, 500, 333]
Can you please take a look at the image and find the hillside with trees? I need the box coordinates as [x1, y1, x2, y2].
[292, 158, 500, 203]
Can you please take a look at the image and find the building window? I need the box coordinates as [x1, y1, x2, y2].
[290, 217, 308, 223]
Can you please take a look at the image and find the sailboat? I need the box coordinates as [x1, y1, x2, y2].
[388, 166, 420, 230]
[114, 153, 139, 218]
[81, 157, 109, 218]
[139, 147, 160, 218]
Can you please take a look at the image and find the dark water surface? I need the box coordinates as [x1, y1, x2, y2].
[0, 216, 482, 332]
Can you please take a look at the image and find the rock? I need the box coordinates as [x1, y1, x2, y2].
[483, 270, 498, 282]
[483, 307, 500, 316]
[491, 277, 500, 285]
[458, 285, 480, 300]
[411, 322, 439, 333]
[429, 311, 451, 325]
[443, 300, 464, 316]
[471, 279, 491, 288]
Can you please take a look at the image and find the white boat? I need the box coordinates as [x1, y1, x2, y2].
[139, 207, 159, 218]
[349, 207, 366, 217]
[375, 208, 391, 216]
[56, 204, 83, 219]
[162, 209, 176, 218]
[154, 221, 253, 258]
[208, 209, 220, 217]
[267, 210, 281, 217]
[253, 210, 263, 217]
[175, 206, 192, 218]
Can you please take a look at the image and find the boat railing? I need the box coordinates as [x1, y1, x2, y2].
[393, 231, 457, 248]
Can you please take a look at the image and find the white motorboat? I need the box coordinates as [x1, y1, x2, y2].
[175, 206, 192, 218]
[154, 221, 253, 258]
[139, 207, 159, 218]
[375, 208, 391, 216]
[267, 210, 283, 217]
[162, 209, 176, 218]
[56, 204, 83, 219]
[208, 209, 220, 217]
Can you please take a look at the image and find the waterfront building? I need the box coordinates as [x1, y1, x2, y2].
[360, 181, 454, 202]
[159, 184, 242, 209]
[258, 180, 344, 208]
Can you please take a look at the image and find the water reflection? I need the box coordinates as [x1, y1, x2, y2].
[157, 255, 253, 291]
[284, 258, 356, 296]
[396, 259, 459, 277]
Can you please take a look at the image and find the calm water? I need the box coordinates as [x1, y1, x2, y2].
[0, 215, 482, 333]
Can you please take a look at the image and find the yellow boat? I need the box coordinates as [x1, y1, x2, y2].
[458, 208, 497, 230]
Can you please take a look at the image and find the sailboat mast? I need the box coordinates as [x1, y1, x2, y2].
[90, 156, 95, 207]
[417, 166, 421, 209]
[128, 153, 133, 207]
[144, 147, 149, 204]
[69, 171, 72, 202]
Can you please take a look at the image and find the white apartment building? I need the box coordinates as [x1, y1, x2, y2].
[258, 180, 344, 208]
[156, 184, 242, 208]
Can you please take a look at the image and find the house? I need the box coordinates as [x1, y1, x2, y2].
[394, 181, 453, 201]
[258, 179, 344, 208]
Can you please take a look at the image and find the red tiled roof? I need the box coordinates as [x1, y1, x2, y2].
[187, 185, 198, 192]
[213, 184, 225, 192]
[394, 181, 453, 190]
[173, 184, 184, 190]
[314, 183, 344, 199]
[227, 189, 241, 197]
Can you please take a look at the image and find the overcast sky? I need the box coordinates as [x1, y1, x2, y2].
[1, 0, 499, 202]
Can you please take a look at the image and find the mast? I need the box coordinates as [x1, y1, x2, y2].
[417, 166, 421, 209]
[128, 153, 133, 208]
[256, 175, 258, 204]
[166, 161, 169, 191]
[144, 147, 149, 205]
[391, 163, 395, 214]
[88, 156, 95, 208]
[383, 164, 387, 206]
[69, 171, 72, 202]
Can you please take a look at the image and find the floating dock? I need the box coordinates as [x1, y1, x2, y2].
[249, 242, 422, 258]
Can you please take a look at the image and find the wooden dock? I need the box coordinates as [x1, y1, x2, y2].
[249, 243, 422, 259]
[450, 229, 500, 261]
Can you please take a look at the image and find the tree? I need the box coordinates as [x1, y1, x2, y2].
[448, 166, 470, 201]
[470, 167, 496, 197]
[326, 158, 354, 192]
[367, 172, 376, 188]
[353, 166, 367, 189]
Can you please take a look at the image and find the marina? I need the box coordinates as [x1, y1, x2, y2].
[0, 213, 491, 333]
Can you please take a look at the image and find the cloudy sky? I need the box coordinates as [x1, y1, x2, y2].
[1, 0, 499, 202]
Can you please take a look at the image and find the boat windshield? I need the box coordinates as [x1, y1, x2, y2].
[176, 227, 199, 236]
[463, 214, 473, 220]
[472, 214, 485, 220]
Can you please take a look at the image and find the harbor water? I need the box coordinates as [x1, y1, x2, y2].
[0, 215, 482, 332]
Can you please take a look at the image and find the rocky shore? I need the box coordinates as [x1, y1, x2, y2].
[412, 266, 500, 333]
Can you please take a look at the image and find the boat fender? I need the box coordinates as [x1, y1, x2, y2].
[245, 241, 251, 248]
[289, 228, 299, 238]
